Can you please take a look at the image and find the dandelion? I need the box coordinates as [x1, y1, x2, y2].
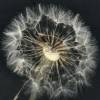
[3, 5, 98, 100]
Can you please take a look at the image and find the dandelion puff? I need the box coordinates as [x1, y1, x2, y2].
[3, 4, 98, 100]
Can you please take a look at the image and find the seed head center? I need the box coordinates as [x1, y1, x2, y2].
[43, 45, 60, 61]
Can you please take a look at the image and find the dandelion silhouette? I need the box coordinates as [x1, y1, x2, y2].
[3, 5, 98, 100]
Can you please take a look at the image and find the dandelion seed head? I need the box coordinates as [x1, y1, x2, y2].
[3, 5, 98, 99]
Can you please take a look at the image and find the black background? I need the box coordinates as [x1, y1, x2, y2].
[0, 0, 100, 100]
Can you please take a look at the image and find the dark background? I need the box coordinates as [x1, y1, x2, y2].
[0, 0, 100, 100]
